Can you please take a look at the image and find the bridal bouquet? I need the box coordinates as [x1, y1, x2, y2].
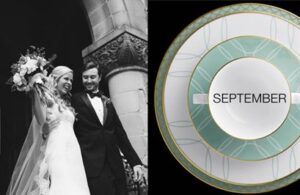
[7, 46, 55, 92]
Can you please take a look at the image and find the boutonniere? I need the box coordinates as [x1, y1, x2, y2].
[103, 96, 111, 105]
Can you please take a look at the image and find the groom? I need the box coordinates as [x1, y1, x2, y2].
[71, 62, 143, 195]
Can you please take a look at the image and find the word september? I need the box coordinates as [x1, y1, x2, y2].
[213, 93, 287, 103]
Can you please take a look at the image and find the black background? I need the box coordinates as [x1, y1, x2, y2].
[149, 0, 300, 194]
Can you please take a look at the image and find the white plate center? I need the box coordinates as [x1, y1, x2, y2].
[209, 57, 290, 140]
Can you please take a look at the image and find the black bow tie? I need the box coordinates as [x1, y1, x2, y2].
[87, 91, 102, 98]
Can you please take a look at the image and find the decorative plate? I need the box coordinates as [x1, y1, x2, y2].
[188, 35, 300, 161]
[155, 3, 300, 193]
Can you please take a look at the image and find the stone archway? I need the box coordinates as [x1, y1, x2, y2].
[80, 0, 148, 166]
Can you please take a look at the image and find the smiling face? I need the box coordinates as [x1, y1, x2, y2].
[56, 72, 73, 96]
[82, 67, 101, 92]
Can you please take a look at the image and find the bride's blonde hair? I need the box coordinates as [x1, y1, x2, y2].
[46, 66, 74, 112]
[46, 66, 73, 96]
[51, 66, 73, 81]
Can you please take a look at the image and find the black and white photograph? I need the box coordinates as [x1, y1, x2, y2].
[0, 0, 148, 194]
[6, 0, 300, 194]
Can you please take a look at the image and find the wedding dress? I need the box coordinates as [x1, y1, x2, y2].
[40, 101, 90, 195]
[7, 90, 90, 195]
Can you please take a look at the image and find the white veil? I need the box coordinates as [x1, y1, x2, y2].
[6, 85, 49, 195]
[6, 115, 46, 195]
[6, 66, 73, 195]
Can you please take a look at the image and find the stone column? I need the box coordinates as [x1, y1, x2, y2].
[81, 0, 148, 165]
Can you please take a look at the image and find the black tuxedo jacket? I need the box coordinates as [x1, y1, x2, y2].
[72, 92, 142, 178]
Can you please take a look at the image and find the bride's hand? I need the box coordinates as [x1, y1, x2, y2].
[28, 73, 47, 88]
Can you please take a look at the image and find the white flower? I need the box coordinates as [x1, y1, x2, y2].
[25, 56, 31, 62]
[43, 69, 48, 76]
[19, 66, 27, 76]
[13, 73, 22, 86]
[24, 58, 38, 74]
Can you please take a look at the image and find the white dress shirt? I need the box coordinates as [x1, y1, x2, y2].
[87, 93, 104, 125]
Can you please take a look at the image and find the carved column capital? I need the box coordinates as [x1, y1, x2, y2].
[83, 32, 148, 78]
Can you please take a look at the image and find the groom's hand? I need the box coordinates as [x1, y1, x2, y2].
[42, 118, 60, 138]
[133, 165, 144, 183]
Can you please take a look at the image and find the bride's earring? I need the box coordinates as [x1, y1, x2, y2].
[54, 89, 58, 97]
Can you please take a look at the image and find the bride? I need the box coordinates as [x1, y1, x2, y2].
[7, 66, 90, 195]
